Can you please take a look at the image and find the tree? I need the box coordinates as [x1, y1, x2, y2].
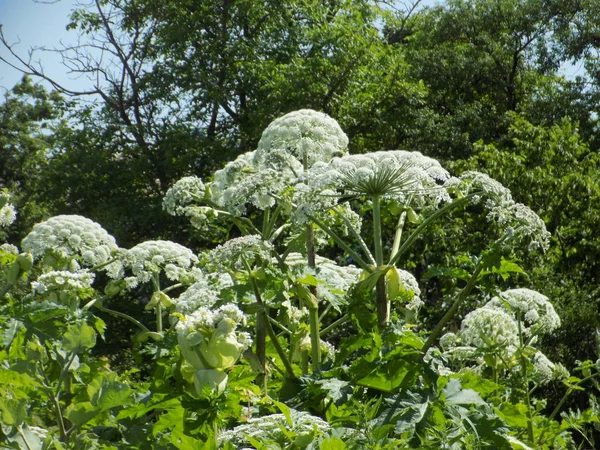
[1, 0, 427, 245]
[0, 76, 65, 237]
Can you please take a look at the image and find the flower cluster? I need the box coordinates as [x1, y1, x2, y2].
[256, 109, 349, 167]
[0, 202, 16, 227]
[488, 201, 551, 252]
[444, 171, 512, 206]
[125, 240, 198, 287]
[162, 176, 206, 216]
[176, 304, 251, 371]
[0, 243, 19, 255]
[210, 151, 290, 214]
[441, 288, 563, 383]
[301, 151, 451, 210]
[21, 215, 122, 277]
[445, 171, 550, 252]
[217, 409, 330, 448]
[31, 270, 95, 295]
[174, 271, 233, 316]
[208, 234, 273, 271]
[486, 288, 560, 336]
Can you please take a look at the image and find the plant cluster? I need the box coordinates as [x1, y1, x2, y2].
[1, 110, 600, 449]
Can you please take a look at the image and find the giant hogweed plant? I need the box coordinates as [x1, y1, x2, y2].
[1, 111, 600, 448]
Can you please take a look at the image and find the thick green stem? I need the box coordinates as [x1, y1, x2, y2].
[372, 196, 389, 331]
[306, 224, 321, 372]
[0, 281, 15, 300]
[517, 314, 535, 445]
[308, 308, 321, 372]
[422, 259, 484, 353]
[54, 351, 78, 440]
[256, 309, 267, 392]
[372, 196, 384, 266]
[549, 372, 600, 421]
[156, 303, 163, 334]
[389, 210, 407, 264]
[17, 426, 34, 450]
[92, 300, 150, 333]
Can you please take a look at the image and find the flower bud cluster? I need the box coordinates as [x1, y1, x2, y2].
[176, 303, 251, 371]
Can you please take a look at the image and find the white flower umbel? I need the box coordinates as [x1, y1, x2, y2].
[163, 176, 206, 216]
[32, 270, 95, 295]
[0, 203, 16, 227]
[0, 243, 19, 255]
[31, 270, 96, 310]
[208, 235, 273, 271]
[444, 172, 550, 252]
[487, 201, 551, 252]
[486, 288, 560, 336]
[210, 151, 293, 215]
[126, 240, 198, 286]
[256, 109, 349, 168]
[21, 215, 122, 277]
[174, 271, 234, 316]
[444, 171, 513, 207]
[217, 409, 330, 448]
[459, 306, 520, 350]
[303, 150, 451, 206]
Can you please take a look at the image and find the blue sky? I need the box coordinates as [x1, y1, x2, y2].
[0, 0, 81, 91]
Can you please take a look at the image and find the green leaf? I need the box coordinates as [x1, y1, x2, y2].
[65, 401, 100, 427]
[62, 322, 97, 352]
[0, 398, 27, 426]
[495, 403, 530, 428]
[320, 437, 346, 450]
[273, 400, 293, 427]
